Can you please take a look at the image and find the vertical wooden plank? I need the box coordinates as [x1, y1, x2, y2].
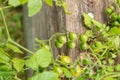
[23, 5, 35, 78]
[59, 0, 111, 61]
[23, 6, 35, 52]
[23, 0, 112, 64]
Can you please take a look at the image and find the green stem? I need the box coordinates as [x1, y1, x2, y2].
[101, 47, 109, 56]
[0, 9, 11, 39]
[2, 6, 12, 10]
[98, 72, 120, 80]
[9, 40, 34, 54]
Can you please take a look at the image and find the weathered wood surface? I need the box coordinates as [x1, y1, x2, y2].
[23, 0, 111, 63]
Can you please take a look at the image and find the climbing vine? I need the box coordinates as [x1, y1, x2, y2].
[0, 0, 120, 80]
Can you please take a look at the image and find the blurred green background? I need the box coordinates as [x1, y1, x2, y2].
[0, 0, 24, 45]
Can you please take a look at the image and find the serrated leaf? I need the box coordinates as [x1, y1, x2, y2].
[83, 13, 93, 29]
[62, 68, 72, 78]
[28, 0, 42, 17]
[8, 0, 21, 7]
[92, 20, 104, 29]
[19, 0, 28, 4]
[26, 48, 52, 70]
[108, 27, 120, 36]
[6, 43, 23, 54]
[29, 71, 59, 80]
[12, 58, 25, 72]
[0, 49, 10, 63]
[0, 70, 16, 76]
[45, 0, 52, 6]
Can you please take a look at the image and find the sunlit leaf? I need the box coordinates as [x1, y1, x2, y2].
[45, 0, 53, 6]
[29, 71, 59, 80]
[108, 27, 120, 35]
[0, 49, 10, 63]
[26, 48, 52, 70]
[116, 64, 120, 71]
[62, 68, 72, 78]
[6, 43, 23, 54]
[8, 0, 20, 7]
[19, 0, 28, 4]
[83, 13, 93, 29]
[12, 58, 25, 72]
[28, 0, 42, 17]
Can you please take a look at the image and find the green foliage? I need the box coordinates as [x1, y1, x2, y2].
[116, 64, 120, 71]
[108, 27, 120, 35]
[45, 0, 53, 7]
[12, 58, 25, 72]
[8, 0, 68, 17]
[83, 13, 93, 29]
[5, 43, 23, 53]
[8, 0, 21, 7]
[28, 0, 42, 17]
[19, 0, 28, 4]
[29, 71, 59, 80]
[0, 0, 120, 80]
[26, 48, 52, 70]
[62, 68, 72, 78]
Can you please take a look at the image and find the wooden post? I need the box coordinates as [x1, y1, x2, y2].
[23, 0, 111, 76]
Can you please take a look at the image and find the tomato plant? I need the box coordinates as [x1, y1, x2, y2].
[55, 40, 64, 48]
[57, 35, 67, 44]
[79, 34, 88, 43]
[0, 0, 120, 80]
[67, 41, 76, 49]
[60, 56, 71, 64]
[68, 32, 77, 41]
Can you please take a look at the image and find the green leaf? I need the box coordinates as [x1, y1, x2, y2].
[6, 43, 23, 54]
[107, 66, 114, 72]
[103, 77, 116, 80]
[0, 49, 10, 63]
[12, 58, 25, 72]
[62, 68, 72, 78]
[84, 30, 93, 38]
[83, 13, 93, 29]
[61, 1, 70, 14]
[0, 65, 12, 71]
[77, 76, 85, 80]
[0, 70, 16, 76]
[8, 0, 21, 7]
[29, 71, 59, 80]
[26, 48, 52, 70]
[108, 27, 120, 35]
[108, 59, 114, 65]
[107, 36, 120, 48]
[19, 0, 28, 4]
[28, 0, 42, 17]
[45, 0, 53, 6]
[92, 20, 105, 29]
[116, 64, 120, 71]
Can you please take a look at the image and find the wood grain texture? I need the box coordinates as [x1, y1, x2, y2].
[63, 0, 111, 61]
[23, 0, 111, 61]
